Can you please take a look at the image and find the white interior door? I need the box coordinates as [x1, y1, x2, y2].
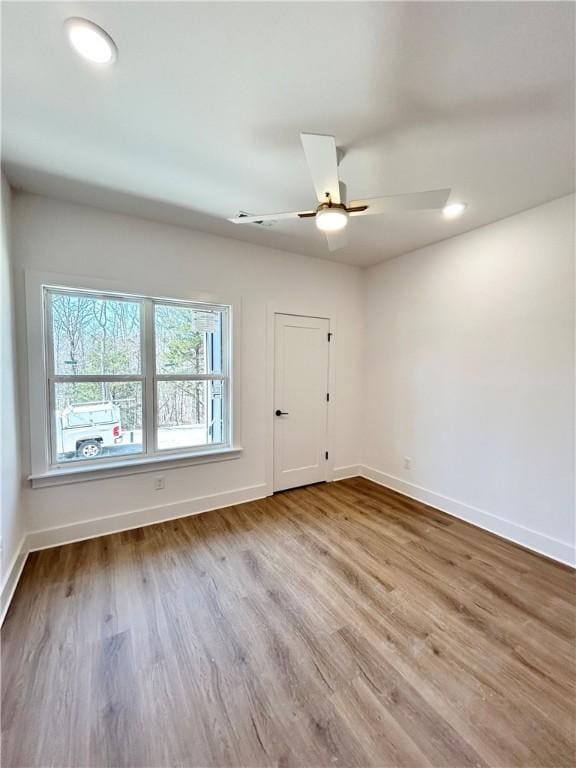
[273, 313, 330, 492]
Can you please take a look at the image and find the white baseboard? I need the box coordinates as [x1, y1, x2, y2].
[359, 465, 575, 567]
[331, 464, 361, 481]
[26, 482, 270, 552]
[1, 535, 29, 625]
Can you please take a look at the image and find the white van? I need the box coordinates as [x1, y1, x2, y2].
[56, 401, 122, 459]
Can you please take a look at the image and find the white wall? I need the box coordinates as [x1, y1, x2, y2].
[1, 175, 26, 615]
[362, 195, 575, 564]
[12, 193, 363, 541]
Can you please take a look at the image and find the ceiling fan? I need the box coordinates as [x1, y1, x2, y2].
[228, 132, 451, 252]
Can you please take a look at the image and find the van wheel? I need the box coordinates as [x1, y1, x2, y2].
[77, 440, 101, 458]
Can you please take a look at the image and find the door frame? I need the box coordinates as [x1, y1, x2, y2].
[265, 303, 337, 495]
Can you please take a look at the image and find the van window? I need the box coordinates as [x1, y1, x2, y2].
[65, 410, 114, 428]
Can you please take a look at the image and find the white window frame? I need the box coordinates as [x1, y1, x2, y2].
[26, 271, 241, 487]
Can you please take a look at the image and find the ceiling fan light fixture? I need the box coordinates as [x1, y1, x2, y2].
[316, 206, 348, 232]
[64, 18, 117, 64]
[443, 202, 467, 219]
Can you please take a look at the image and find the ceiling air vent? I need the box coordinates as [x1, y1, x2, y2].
[237, 211, 276, 227]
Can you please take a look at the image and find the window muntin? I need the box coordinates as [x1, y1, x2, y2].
[44, 287, 230, 467]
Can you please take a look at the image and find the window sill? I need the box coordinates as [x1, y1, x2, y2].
[29, 447, 243, 488]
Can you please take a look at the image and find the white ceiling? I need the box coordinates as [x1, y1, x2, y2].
[2, 1, 574, 267]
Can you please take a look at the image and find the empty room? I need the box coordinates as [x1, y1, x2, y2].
[1, 2, 574, 767]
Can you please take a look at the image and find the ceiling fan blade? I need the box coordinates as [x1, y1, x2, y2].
[349, 188, 451, 217]
[228, 210, 314, 224]
[324, 228, 348, 252]
[300, 132, 341, 204]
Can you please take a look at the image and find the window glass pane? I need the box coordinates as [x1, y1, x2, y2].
[53, 382, 143, 463]
[156, 380, 225, 450]
[155, 304, 223, 375]
[50, 292, 141, 375]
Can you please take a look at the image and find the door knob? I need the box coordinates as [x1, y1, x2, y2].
[275, 409, 289, 416]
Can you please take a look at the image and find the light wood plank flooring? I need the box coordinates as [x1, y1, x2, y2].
[2, 478, 575, 767]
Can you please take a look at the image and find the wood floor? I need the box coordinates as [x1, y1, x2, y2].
[2, 478, 575, 768]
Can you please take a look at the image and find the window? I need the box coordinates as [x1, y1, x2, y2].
[37, 283, 233, 474]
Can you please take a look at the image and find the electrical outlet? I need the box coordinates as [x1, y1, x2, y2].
[403, 457, 412, 470]
[154, 476, 165, 491]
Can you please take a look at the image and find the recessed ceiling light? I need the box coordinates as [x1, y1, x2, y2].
[443, 202, 467, 219]
[316, 206, 348, 232]
[64, 18, 117, 65]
